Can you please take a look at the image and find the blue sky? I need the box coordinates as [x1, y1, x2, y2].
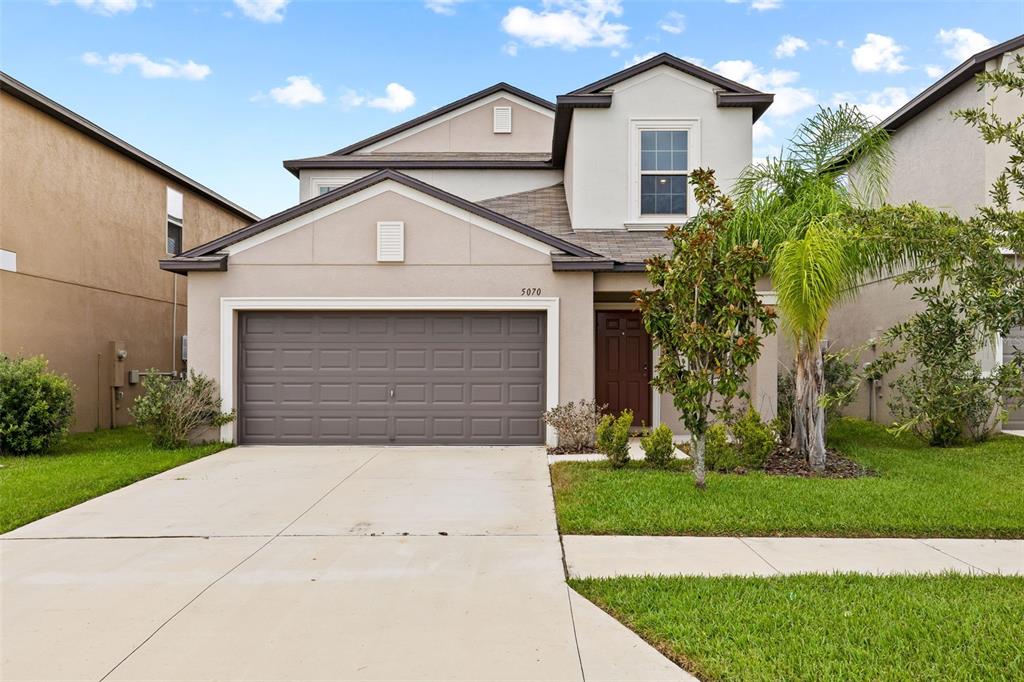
[1, 0, 1020, 217]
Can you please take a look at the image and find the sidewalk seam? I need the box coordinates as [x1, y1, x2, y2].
[914, 539, 991, 575]
[737, 537, 782, 575]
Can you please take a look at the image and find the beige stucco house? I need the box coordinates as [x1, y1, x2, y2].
[0, 72, 256, 431]
[161, 54, 777, 446]
[830, 34, 1024, 429]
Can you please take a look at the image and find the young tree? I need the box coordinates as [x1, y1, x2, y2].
[726, 105, 894, 472]
[867, 55, 1024, 444]
[636, 169, 776, 488]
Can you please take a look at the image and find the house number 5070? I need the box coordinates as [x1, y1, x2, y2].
[521, 287, 542, 296]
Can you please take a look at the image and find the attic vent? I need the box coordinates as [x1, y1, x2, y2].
[377, 221, 405, 262]
[493, 106, 512, 134]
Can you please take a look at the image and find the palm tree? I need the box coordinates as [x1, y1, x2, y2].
[727, 105, 893, 472]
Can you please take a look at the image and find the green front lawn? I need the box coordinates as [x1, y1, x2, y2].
[0, 428, 229, 533]
[553, 419, 1024, 537]
[572, 573, 1024, 682]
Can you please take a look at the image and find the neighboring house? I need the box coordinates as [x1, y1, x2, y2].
[0, 72, 257, 432]
[160, 54, 777, 446]
[830, 34, 1024, 429]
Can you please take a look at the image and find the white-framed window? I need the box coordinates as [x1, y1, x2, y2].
[493, 106, 512, 134]
[628, 118, 700, 226]
[318, 185, 341, 196]
[166, 187, 184, 255]
[376, 221, 405, 262]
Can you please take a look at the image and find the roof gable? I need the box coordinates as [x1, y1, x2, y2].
[161, 170, 597, 272]
[570, 53, 761, 96]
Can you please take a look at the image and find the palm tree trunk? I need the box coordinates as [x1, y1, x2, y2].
[692, 433, 707, 489]
[793, 342, 827, 473]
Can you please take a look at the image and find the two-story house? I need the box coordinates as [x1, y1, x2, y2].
[0, 72, 257, 431]
[829, 34, 1024, 431]
[160, 54, 776, 446]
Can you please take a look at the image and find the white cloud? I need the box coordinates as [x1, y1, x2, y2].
[832, 87, 910, 121]
[923, 64, 945, 78]
[425, 0, 465, 15]
[658, 10, 684, 34]
[81, 52, 211, 80]
[712, 59, 816, 118]
[269, 76, 325, 107]
[753, 120, 774, 142]
[937, 28, 994, 62]
[751, 0, 781, 10]
[774, 35, 808, 59]
[339, 83, 417, 113]
[71, 0, 138, 15]
[502, 42, 519, 56]
[233, 0, 288, 23]
[500, 0, 629, 50]
[851, 33, 909, 73]
[625, 51, 659, 67]
[367, 82, 417, 112]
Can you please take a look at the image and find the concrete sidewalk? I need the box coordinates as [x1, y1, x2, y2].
[2, 446, 690, 682]
[564, 535, 1024, 578]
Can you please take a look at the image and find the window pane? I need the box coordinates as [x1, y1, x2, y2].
[672, 151, 686, 171]
[655, 130, 672, 150]
[640, 174, 687, 216]
[641, 130, 657, 152]
[671, 131, 687, 152]
[656, 151, 673, 171]
[166, 187, 183, 221]
[641, 150, 656, 171]
[167, 221, 182, 255]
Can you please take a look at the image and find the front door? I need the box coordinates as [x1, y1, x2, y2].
[595, 311, 652, 426]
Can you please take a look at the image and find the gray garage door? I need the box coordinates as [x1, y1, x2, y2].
[237, 311, 546, 444]
[1005, 326, 1024, 430]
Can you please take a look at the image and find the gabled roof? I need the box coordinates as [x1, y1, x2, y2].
[160, 169, 599, 273]
[550, 53, 774, 166]
[1, 71, 258, 223]
[878, 33, 1024, 133]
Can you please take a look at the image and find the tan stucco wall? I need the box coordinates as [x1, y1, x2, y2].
[567, 66, 754, 230]
[374, 96, 553, 154]
[187, 188, 595, 443]
[832, 50, 1024, 423]
[0, 92, 250, 431]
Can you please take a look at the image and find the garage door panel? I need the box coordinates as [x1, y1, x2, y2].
[238, 311, 545, 444]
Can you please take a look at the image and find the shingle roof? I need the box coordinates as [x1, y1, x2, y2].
[284, 151, 553, 171]
[479, 184, 672, 266]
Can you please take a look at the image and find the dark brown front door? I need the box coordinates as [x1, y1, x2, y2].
[595, 311, 651, 426]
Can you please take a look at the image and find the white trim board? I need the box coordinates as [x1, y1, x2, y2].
[218, 296, 561, 446]
[225, 179, 557, 258]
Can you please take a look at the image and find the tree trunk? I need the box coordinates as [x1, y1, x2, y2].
[692, 433, 707, 489]
[793, 342, 827, 473]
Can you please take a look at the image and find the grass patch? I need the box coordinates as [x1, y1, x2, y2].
[572, 573, 1024, 682]
[0, 428, 229, 533]
[553, 419, 1024, 537]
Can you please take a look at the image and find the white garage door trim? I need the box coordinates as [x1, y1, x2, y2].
[220, 297, 560, 446]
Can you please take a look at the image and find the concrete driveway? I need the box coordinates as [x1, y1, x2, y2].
[1, 446, 686, 682]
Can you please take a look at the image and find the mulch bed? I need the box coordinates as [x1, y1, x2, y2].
[762, 446, 874, 479]
[547, 445, 599, 455]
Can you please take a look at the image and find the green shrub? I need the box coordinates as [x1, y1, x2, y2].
[0, 355, 75, 455]
[596, 409, 633, 468]
[731, 406, 776, 470]
[131, 371, 234, 449]
[640, 423, 675, 468]
[543, 399, 606, 452]
[702, 423, 737, 472]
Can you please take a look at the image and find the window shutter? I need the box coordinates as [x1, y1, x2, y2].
[377, 221, 405, 262]
[493, 106, 512, 134]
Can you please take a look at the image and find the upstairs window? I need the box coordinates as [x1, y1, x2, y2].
[629, 119, 699, 226]
[166, 188, 184, 255]
[640, 130, 687, 216]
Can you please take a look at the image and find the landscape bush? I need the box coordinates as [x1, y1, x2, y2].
[596, 410, 633, 468]
[0, 355, 75, 455]
[702, 423, 735, 472]
[131, 371, 234, 449]
[640, 423, 675, 468]
[730, 406, 776, 470]
[543, 399, 606, 452]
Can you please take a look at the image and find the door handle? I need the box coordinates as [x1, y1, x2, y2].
[389, 386, 395, 400]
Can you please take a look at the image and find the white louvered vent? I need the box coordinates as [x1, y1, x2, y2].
[493, 106, 512, 134]
[377, 221, 405, 262]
